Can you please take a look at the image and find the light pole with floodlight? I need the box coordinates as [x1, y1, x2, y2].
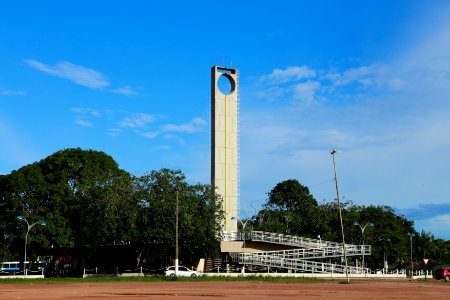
[232, 217, 249, 274]
[17, 216, 46, 275]
[353, 221, 372, 274]
[330, 150, 349, 282]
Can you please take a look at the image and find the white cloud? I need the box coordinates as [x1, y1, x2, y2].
[118, 113, 157, 128]
[339, 65, 380, 86]
[107, 128, 122, 137]
[321, 64, 388, 88]
[0, 88, 26, 96]
[256, 64, 395, 106]
[113, 85, 139, 96]
[160, 117, 207, 133]
[256, 62, 413, 108]
[387, 78, 406, 90]
[264, 66, 316, 84]
[255, 86, 287, 100]
[71, 107, 103, 127]
[141, 131, 160, 139]
[192, 117, 207, 126]
[414, 215, 450, 240]
[162, 133, 186, 145]
[71, 107, 102, 118]
[293, 80, 320, 104]
[424, 214, 450, 229]
[75, 119, 93, 127]
[75, 110, 205, 140]
[26, 59, 110, 89]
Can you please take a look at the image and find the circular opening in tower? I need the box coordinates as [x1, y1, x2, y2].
[218, 73, 236, 95]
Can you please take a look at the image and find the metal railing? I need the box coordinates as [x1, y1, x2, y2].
[223, 230, 372, 273]
[251, 231, 344, 248]
[223, 231, 366, 251]
[238, 253, 368, 274]
[244, 245, 371, 260]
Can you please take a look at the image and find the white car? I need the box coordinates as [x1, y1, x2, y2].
[164, 265, 201, 277]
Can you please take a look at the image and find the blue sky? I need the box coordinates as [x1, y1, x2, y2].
[1, 1, 450, 239]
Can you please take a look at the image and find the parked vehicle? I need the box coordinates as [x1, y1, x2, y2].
[1, 260, 48, 272]
[164, 266, 201, 277]
[1, 261, 21, 271]
[435, 268, 450, 281]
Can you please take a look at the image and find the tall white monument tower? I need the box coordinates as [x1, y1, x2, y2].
[211, 66, 239, 232]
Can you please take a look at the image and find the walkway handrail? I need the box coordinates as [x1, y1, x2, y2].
[223, 230, 363, 250]
[239, 252, 369, 274]
[244, 245, 371, 260]
[251, 231, 345, 248]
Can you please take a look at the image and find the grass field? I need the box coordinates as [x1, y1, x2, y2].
[0, 274, 324, 284]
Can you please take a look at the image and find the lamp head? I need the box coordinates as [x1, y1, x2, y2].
[17, 215, 24, 220]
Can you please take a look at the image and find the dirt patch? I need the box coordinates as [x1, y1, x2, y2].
[0, 280, 449, 299]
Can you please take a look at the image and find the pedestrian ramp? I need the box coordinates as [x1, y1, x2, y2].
[243, 246, 370, 261]
[238, 252, 368, 274]
[222, 231, 371, 274]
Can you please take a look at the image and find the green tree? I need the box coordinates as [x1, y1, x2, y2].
[346, 205, 415, 270]
[0, 148, 138, 267]
[252, 179, 319, 236]
[37, 148, 137, 248]
[266, 179, 318, 213]
[251, 178, 437, 271]
[0, 164, 54, 262]
[135, 169, 223, 268]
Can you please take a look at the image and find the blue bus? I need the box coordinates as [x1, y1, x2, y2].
[1, 260, 48, 272]
[1, 261, 21, 271]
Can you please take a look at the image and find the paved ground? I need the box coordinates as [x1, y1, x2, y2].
[1, 280, 449, 299]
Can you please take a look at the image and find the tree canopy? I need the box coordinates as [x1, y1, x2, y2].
[0, 148, 223, 272]
[1, 148, 448, 273]
[253, 179, 450, 270]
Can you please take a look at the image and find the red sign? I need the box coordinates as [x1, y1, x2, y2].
[423, 258, 429, 265]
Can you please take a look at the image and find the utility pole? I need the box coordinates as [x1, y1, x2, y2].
[331, 150, 349, 282]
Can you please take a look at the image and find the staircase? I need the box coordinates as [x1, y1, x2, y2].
[204, 258, 222, 272]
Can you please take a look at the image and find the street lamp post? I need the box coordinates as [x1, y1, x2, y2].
[17, 216, 46, 276]
[232, 217, 249, 274]
[330, 150, 349, 282]
[175, 186, 179, 276]
[378, 236, 389, 273]
[353, 222, 372, 274]
[409, 233, 415, 278]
